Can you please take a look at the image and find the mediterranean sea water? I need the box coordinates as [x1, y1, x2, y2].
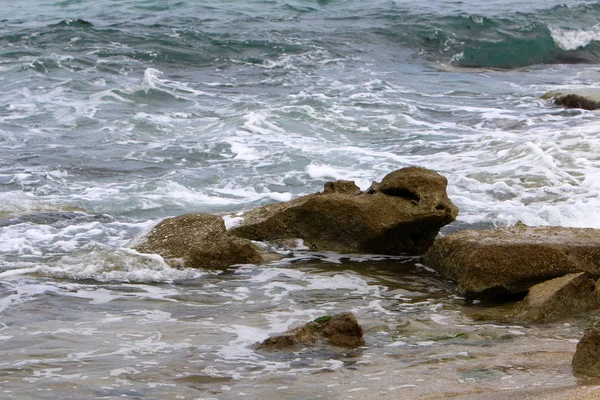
[1, 1, 600, 398]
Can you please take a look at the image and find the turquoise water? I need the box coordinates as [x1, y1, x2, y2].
[1, 1, 600, 398]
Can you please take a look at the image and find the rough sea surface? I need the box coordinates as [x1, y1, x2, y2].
[1, 1, 600, 399]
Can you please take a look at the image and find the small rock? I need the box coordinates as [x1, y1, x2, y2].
[258, 312, 365, 350]
[514, 272, 600, 323]
[572, 330, 600, 376]
[542, 90, 600, 111]
[321, 312, 365, 347]
[129, 213, 262, 269]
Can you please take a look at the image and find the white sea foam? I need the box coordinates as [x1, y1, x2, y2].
[306, 163, 345, 180]
[222, 215, 244, 230]
[550, 27, 600, 51]
[39, 248, 206, 283]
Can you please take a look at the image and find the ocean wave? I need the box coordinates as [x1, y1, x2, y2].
[550, 27, 600, 51]
[50, 19, 94, 28]
[394, 3, 600, 69]
[4, 3, 600, 71]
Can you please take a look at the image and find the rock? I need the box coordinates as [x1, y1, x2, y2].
[378, 167, 450, 208]
[514, 272, 600, 323]
[542, 90, 600, 111]
[323, 180, 361, 195]
[572, 330, 600, 377]
[230, 167, 458, 255]
[321, 312, 365, 347]
[424, 225, 600, 298]
[258, 312, 365, 350]
[129, 213, 263, 269]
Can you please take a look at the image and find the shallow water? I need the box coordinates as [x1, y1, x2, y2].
[1, 255, 595, 399]
[2, 0, 600, 398]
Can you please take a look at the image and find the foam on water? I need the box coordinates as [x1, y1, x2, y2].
[36, 248, 206, 283]
[1, 2, 600, 397]
[550, 27, 600, 51]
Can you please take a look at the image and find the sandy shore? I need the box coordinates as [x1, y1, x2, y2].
[448, 385, 600, 400]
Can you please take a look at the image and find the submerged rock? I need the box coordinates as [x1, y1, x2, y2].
[129, 213, 262, 269]
[542, 89, 600, 111]
[424, 225, 600, 298]
[230, 167, 457, 255]
[258, 312, 365, 350]
[514, 272, 600, 323]
[0, 211, 111, 228]
[572, 330, 600, 377]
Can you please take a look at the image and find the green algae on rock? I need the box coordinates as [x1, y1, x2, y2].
[258, 312, 365, 349]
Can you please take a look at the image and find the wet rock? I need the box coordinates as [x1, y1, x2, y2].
[378, 167, 448, 207]
[230, 167, 457, 255]
[572, 330, 600, 377]
[0, 211, 112, 228]
[514, 272, 600, 323]
[424, 225, 600, 298]
[129, 213, 262, 269]
[258, 312, 365, 350]
[542, 90, 600, 111]
[323, 180, 361, 195]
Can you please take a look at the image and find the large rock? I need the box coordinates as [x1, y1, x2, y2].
[572, 330, 600, 377]
[258, 312, 365, 350]
[129, 213, 262, 269]
[230, 167, 457, 255]
[514, 272, 600, 323]
[542, 89, 600, 111]
[424, 225, 600, 298]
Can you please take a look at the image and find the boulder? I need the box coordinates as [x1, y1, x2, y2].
[230, 167, 458, 255]
[514, 272, 600, 323]
[258, 312, 365, 350]
[542, 89, 600, 111]
[572, 330, 600, 377]
[424, 225, 600, 298]
[129, 213, 262, 269]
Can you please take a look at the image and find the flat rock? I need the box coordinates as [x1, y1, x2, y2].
[230, 167, 458, 255]
[129, 213, 263, 269]
[514, 272, 600, 323]
[542, 89, 600, 111]
[424, 225, 600, 298]
[258, 312, 365, 350]
[572, 330, 600, 377]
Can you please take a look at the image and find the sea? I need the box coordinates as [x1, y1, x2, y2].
[1, 1, 600, 399]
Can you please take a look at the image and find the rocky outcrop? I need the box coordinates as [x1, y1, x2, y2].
[258, 312, 365, 349]
[230, 167, 458, 255]
[424, 225, 600, 298]
[542, 89, 600, 111]
[514, 272, 600, 323]
[572, 330, 600, 376]
[129, 213, 262, 269]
